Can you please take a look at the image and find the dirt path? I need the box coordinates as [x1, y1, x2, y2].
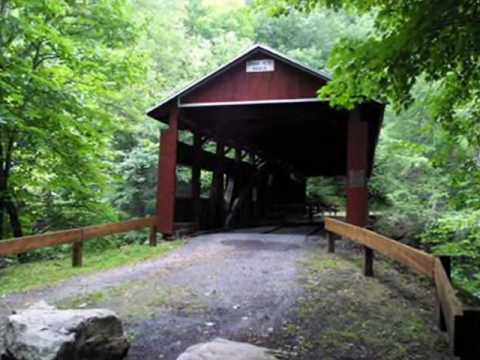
[0, 227, 453, 359]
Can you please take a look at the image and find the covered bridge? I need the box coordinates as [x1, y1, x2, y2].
[147, 44, 384, 252]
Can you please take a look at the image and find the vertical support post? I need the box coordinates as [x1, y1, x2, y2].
[346, 106, 373, 277]
[264, 173, 273, 218]
[436, 256, 451, 331]
[72, 231, 83, 267]
[327, 232, 335, 253]
[192, 132, 202, 227]
[149, 225, 157, 247]
[232, 147, 242, 213]
[156, 105, 179, 237]
[210, 142, 225, 228]
[249, 153, 256, 220]
[364, 247, 374, 277]
[225, 148, 243, 228]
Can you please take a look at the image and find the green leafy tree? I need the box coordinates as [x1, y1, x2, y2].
[256, 0, 480, 128]
[0, 0, 142, 238]
[255, 7, 371, 70]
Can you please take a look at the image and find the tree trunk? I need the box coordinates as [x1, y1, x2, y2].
[0, 134, 6, 240]
[5, 197, 22, 238]
[0, 197, 4, 240]
[0, 132, 22, 240]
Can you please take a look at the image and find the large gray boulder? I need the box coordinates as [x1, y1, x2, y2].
[177, 338, 279, 360]
[2, 301, 129, 360]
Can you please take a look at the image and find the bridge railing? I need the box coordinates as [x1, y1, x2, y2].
[0, 217, 158, 267]
[324, 217, 479, 360]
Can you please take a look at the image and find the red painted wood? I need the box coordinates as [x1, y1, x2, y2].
[346, 107, 369, 227]
[346, 188, 368, 226]
[157, 107, 179, 235]
[182, 54, 326, 104]
[346, 107, 372, 276]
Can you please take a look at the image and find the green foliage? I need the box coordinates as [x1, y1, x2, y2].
[255, 7, 372, 70]
[260, 1, 480, 119]
[422, 211, 480, 258]
[0, 0, 143, 237]
[307, 177, 345, 208]
[369, 83, 448, 238]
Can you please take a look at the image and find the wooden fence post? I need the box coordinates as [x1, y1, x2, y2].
[436, 256, 452, 332]
[327, 232, 335, 253]
[364, 248, 374, 277]
[149, 225, 158, 247]
[72, 231, 83, 267]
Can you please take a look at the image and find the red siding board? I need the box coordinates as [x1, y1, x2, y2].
[181, 54, 326, 104]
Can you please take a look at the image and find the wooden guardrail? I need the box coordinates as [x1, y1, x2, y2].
[324, 217, 479, 359]
[434, 258, 480, 358]
[325, 217, 435, 277]
[0, 216, 157, 267]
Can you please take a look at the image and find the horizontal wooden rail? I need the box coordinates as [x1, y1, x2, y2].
[325, 217, 480, 359]
[0, 216, 157, 257]
[0, 229, 82, 256]
[324, 217, 435, 277]
[82, 217, 156, 241]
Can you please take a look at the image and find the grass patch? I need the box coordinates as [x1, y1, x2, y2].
[281, 249, 452, 359]
[0, 241, 184, 295]
[304, 253, 353, 272]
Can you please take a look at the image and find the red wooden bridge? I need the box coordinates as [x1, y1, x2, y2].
[147, 44, 383, 275]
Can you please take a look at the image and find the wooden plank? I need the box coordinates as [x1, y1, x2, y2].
[325, 218, 435, 277]
[177, 141, 252, 176]
[82, 217, 156, 241]
[434, 258, 464, 352]
[0, 229, 82, 256]
[0, 217, 156, 257]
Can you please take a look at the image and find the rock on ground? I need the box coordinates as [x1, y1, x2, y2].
[176, 338, 279, 360]
[2, 301, 129, 360]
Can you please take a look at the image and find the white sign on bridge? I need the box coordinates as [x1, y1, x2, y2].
[246, 59, 275, 72]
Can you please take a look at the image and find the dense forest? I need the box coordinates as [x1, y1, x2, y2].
[0, 0, 479, 295]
